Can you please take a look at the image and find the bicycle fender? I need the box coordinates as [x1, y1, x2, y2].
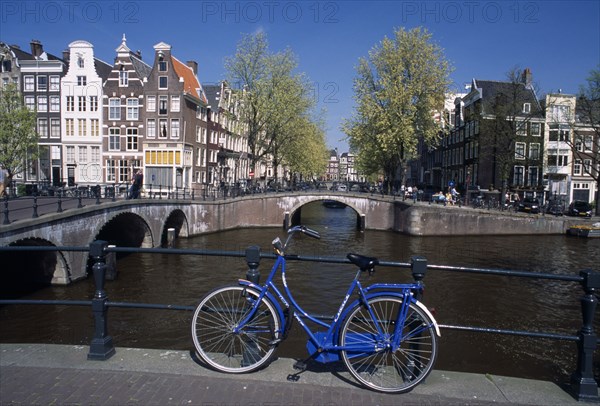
[237, 279, 286, 330]
[341, 293, 441, 338]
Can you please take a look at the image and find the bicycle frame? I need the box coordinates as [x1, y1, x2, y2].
[234, 233, 440, 364]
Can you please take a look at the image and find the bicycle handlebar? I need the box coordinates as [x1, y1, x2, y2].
[288, 225, 321, 239]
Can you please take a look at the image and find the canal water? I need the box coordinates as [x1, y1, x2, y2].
[1, 201, 599, 386]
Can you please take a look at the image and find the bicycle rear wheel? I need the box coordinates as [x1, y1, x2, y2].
[191, 285, 281, 373]
[339, 296, 437, 393]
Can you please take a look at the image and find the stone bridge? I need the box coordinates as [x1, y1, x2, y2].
[0, 193, 396, 285]
[0, 192, 575, 286]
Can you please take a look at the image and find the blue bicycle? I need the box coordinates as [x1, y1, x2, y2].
[191, 225, 440, 393]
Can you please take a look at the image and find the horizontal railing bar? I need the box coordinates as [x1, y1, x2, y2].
[429, 264, 583, 283]
[439, 324, 579, 342]
[107, 302, 195, 311]
[0, 299, 91, 306]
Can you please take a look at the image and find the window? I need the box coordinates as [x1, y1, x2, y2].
[513, 166, 524, 186]
[78, 146, 87, 163]
[37, 96, 47, 112]
[37, 76, 47, 91]
[515, 142, 525, 159]
[547, 150, 569, 167]
[77, 76, 86, 86]
[66, 146, 75, 164]
[37, 118, 48, 137]
[147, 119, 156, 138]
[109, 98, 120, 120]
[50, 96, 60, 112]
[91, 146, 100, 163]
[159, 76, 167, 89]
[50, 119, 60, 138]
[523, 103, 531, 114]
[90, 119, 99, 136]
[528, 166, 539, 186]
[171, 96, 180, 112]
[109, 128, 121, 151]
[51, 146, 61, 160]
[550, 105, 570, 122]
[24, 96, 35, 111]
[126, 128, 138, 150]
[78, 119, 86, 136]
[78, 96, 86, 111]
[66, 96, 74, 112]
[530, 122, 541, 136]
[584, 159, 592, 174]
[77, 56, 84, 68]
[159, 60, 167, 72]
[529, 143, 540, 160]
[159, 119, 168, 138]
[147, 95, 156, 112]
[158, 95, 168, 114]
[65, 119, 74, 136]
[106, 159, 116, 182]
[49, 75, 60, 91]
[171, 119, 180, 138]
[119, 70, 129, 87]
[516, 121, 527, 136]
[584, 135, 593, 151]
[24, 76, 34, 91]
[89, 96, 98, 111]
[549, 125, 569, 142]
[574, 159, 582, 175]
[126, 98, 139, 120]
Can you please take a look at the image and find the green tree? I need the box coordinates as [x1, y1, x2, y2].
[280, 114, 328, 182]
[225, 32, 323, 182]
[0, 83, 38, 186]
[572, 67, 600, 215]
[343, 27, 452, 193]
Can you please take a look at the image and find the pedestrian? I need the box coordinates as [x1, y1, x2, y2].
[128, 169, 143, 199]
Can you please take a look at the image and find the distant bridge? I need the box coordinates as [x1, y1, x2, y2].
[0, 192, 575, 286]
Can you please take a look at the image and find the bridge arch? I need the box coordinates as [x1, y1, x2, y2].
[161, 209, 189, 247]
[94, 212, 154, 250]
[285, 196, 366, 230]
[0, 237, 71, 297]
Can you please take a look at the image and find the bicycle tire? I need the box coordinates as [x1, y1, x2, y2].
[191, 285, 281, 373]
[339, 295, 438, 393]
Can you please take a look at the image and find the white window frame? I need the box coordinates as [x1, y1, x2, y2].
[147, 119, 156, 138]
[109, 98, 121, 120]
[170, 119, 180, 138]
[109, 128, 121, 151]
[50, 118, 60, 138]
[24, 75, 34, 91]
[126, 98, 139, 120]
[146, 95, 156, 112]
[49, 75, 60, 91]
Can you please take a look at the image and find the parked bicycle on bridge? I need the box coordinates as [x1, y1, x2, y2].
[191, 225, 440, 393]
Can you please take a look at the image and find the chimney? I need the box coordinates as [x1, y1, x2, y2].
[135, 50, 142, 59]
[30, 39, 43, 57]
[522, 68, 532, 87]
[186, 60, 198, 75]
[62, 49, 70, 62]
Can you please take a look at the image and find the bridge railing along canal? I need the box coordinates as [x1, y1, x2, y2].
[0, 242, 598, 402]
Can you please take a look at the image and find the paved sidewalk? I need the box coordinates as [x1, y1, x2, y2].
[0, 344, 588, 405]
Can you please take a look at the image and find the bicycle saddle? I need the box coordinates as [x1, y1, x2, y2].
[347, 253, 379, 272]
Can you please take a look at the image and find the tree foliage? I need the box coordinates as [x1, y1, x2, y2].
[342, 27, 452, 193]
[572, 67, 600, 214]
[0, 83, 38, 183]
[225, 32, 326, 180]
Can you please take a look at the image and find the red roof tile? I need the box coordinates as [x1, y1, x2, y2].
[172, 56, 207, 104]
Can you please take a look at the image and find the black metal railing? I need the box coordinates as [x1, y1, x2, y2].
[0, 242, 598, 400]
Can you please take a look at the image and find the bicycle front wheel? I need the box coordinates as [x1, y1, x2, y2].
[191, 285, 281, 373]
[339, 296, 438, 393]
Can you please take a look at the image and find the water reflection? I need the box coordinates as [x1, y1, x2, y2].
[0, 201, 598, 385]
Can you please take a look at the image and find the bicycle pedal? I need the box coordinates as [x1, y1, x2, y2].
[287, 374, 300, 382]
[293, 360, 307, 371]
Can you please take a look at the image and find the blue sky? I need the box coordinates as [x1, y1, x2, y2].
[1, 0, 599, 152]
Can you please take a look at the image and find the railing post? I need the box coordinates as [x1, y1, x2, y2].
[570, 269, 600, 402]
[245, 245, 261, 284]
[32, 195, 38, 218]
[77, 194, 83, 208]
[87, 240, 116, 361]
[410, 256, 427, 301]
[112, 183, 116, 202]
[2, 195, 9, 224]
